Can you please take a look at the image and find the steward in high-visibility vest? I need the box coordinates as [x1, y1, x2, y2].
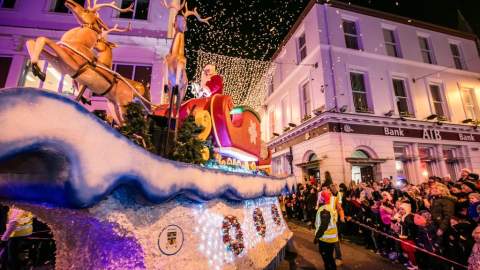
[5, 207, 33, 238]
[314, 190, 338, 270]
[1, 206, 34, 269]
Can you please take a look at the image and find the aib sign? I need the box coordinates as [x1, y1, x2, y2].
[158, 225, 184, 256]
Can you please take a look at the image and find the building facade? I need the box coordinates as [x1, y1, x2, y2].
[264, 0, 480, 184]
[0, 0, 172, 114]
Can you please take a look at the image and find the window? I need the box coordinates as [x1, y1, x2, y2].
[443, 146, 465, 181]
[269, 110, 275, 139]
[21, 60, 76, 95]
[272, 155, 289, 177]
[350, 72, 371, 112]
[267, 76, 274, 96]
[92, 63, 152, 97]
[392, 79, 412, 116]
[1, 0, 15, 8]
[118, 0, 149, 20]
[429, 84, 448, 120]
[383, 29, 400, 57]
[342, 20, 361, 50]
[0, 56, 12, 88]
[297, 33, 307, 63]
[461, 87, 479, 120]
[300, 81, 311, 119]
[281, 97, 289, 129]
[50, 0, 85, 13]
[450, 43, 465, 70]
[418, 36, 435, 64]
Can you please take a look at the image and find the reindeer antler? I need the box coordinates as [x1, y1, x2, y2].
[92, 0, 134, 13]
[162, 0, 185, 13]
[183, 2, 211, 25]
[101, 22, 132, 38]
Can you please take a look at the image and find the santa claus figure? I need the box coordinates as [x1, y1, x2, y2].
[200, 64, 223, 97]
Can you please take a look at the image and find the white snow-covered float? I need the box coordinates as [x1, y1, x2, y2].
[0, 88, 296, 269]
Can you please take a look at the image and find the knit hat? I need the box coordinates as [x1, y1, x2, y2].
[463, 181, 478, 192]
[320, 190, 331, 204]
[468, 173, 479, 181]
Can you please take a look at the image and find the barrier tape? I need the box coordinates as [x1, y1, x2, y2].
[348, 219, 468, 269]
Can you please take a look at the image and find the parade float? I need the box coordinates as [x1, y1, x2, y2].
[0, 0, 295, 269]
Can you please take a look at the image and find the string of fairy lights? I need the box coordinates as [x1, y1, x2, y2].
[194, 50, 276, 112]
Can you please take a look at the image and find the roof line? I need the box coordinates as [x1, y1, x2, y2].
[270, 0, 317, 60]
[270, 0, 477, 61]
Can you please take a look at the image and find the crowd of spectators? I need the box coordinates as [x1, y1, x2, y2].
[279, 169, 480, 270]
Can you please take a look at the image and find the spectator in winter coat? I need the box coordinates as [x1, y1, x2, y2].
[468, 225, 480, 270]
[397, 203, 417, 269]
[445, 217, 475, 267]
[430, 183, 456, 237]
[458, 168, 471, 183]
[414, 211, 438, 270]
[467, 193, 480, 222]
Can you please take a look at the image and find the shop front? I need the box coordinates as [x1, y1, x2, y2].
[269, 117, 480, 184]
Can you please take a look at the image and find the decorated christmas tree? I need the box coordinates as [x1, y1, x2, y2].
[170, 115, 208, 164]
[120, 102, 155, 152]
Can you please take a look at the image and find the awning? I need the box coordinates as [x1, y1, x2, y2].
[295, 160, 321, 168]
[345, 157, 388, 164]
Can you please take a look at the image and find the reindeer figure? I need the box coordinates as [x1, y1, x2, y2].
[75, 23, 147, 124]
[163, 0, 211, 94]
[162, 0, 211, 150]
[25, 0, 133, 82]
[25, 0, 151, 124]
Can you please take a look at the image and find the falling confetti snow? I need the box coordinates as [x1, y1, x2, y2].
[185, 0, 309, 78]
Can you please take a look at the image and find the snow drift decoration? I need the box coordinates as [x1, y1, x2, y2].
[0, 88, 295, 269]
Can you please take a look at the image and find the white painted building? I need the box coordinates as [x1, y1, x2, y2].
[264, 0, 480, 184]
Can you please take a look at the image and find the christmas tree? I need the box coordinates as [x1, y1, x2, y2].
[170, 115, 208, 165]
[120, 102, 155, 152]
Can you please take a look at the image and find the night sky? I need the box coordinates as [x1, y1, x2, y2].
[184, 0, 480, 78]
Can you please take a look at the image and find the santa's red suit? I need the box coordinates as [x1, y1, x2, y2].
[205, 74, 223, 96]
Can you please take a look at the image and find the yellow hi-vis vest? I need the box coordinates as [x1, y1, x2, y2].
[8, 207, 33, 238]
[315, 202, 339, 243]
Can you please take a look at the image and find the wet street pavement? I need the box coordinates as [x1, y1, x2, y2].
[278, 221, 404, 270]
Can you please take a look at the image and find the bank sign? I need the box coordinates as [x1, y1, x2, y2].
[338, 123, 479, 142]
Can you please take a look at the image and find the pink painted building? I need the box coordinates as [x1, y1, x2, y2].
[0, 0, 172, 113]
[264, 0, 480, 184]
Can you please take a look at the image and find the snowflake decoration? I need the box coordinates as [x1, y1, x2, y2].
[248, 120, 258, 145]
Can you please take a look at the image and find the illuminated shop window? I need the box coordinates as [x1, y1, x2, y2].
[21, 60, 75, 96]
[118, 0, 149, 20]
[393, 145, 410, 181]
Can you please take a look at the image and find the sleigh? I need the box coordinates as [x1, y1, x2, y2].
[154, 94, 262, 161]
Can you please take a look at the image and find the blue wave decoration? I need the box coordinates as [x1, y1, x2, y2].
[0, 88, 296, 208]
